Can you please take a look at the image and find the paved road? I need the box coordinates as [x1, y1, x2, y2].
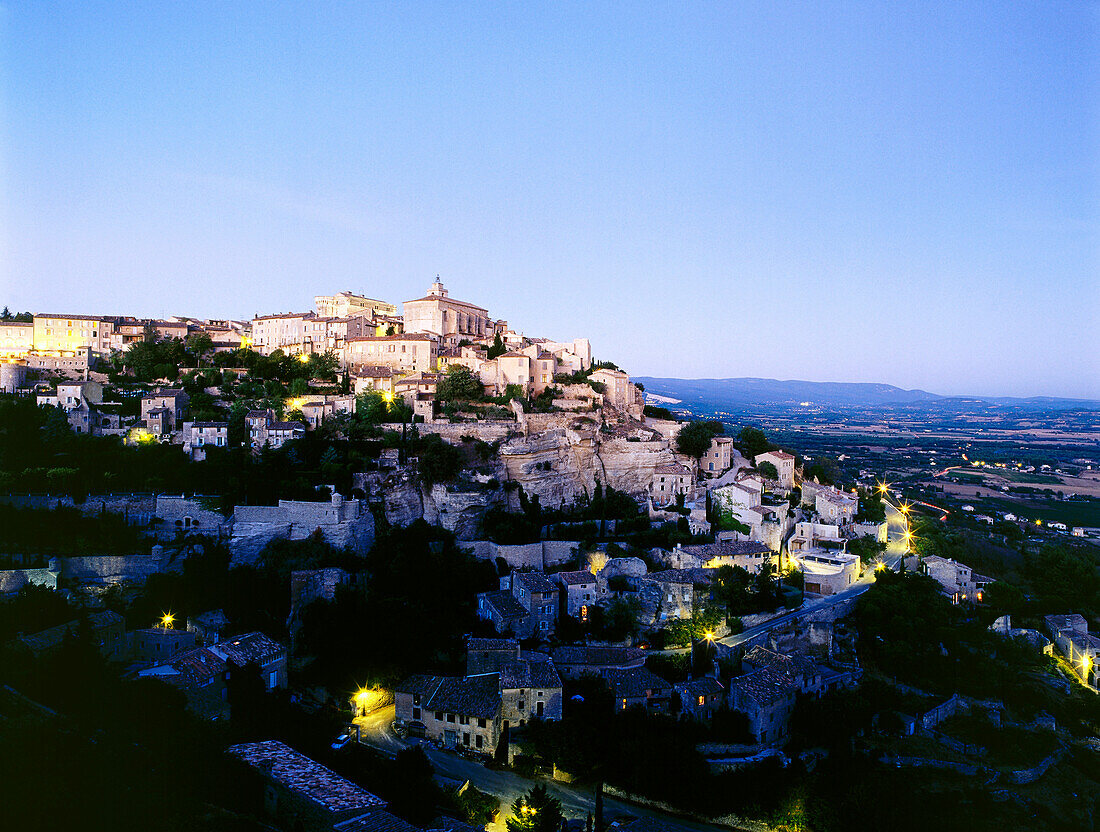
[356, 705, 738, 832]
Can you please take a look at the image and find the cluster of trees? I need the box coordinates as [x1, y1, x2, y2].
[0, 307, 32, 322]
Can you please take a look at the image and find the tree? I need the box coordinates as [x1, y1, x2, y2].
[185, 332, 214, 366]
[506, 785, 563, 832]
[676, 421, 723, 459]
[436, 365, 484, 401]
[487, 333, 506, 360]
[288, 377, 310, 396]
[737, 426, 770, 459]
[417, 434, 461, 485]
[757, 461, 779, 481]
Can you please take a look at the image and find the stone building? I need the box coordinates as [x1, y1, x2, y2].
[602, 666, 674, 713]
[754, 450, 796, 490]
[344, 334, 438, 374]
[921, 555, 993, 605]
[13, 610, 126, 660]
[395, 673, 503, 754]
[1045, 614, 1100, 686]
[650, 462, 694, 504]
[314, 291, 397, 320]
[554, 570, 598, 620]
[402, 280, 493, 343]
[675, 676, 725, 720]
[183, 421, 228, 460]
[497, 656, 563, 727]
[141, 388, 190, 433]
[701, 437, 735, 477]
[477, 570, 559, 638]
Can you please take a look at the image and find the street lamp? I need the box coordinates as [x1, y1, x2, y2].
[159, 612, 175, 629]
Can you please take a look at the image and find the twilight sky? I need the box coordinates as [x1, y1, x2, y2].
[2, 2, 1098, 398]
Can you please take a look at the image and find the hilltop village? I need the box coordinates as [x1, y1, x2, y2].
[2, 284, 1100, 832]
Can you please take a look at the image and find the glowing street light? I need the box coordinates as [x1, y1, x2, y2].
[159, 612, 175, 629]
[703, 630, 715, 642]
[877, 481, 889, 495]
[298, 353, 310, 363]
[874, 561, 887, 573]
[900, 503, 911, 515]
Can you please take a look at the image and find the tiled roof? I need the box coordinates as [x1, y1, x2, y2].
[210, 632, 285, 666]
[396, 674, 445, 698]
[554, 570, 595, 586]
[497, 659, 562, 691]
[646, 568, 713, 585]
[601, 666, 672, 698]
[336, 811, 421, 832]
[429, 674, 501, 719]
[515, 571, 557, 594]
[680, 541, 772, 558]
[465, 637, 519, 652]
[550, 645, 647, 668]
[1045, 613, 1088, 633]
[732, 647, 820, 708]
[653, 462, 692, 475]
[674, 677, 725, 697]
[480, 591, 527, 620]
[347, 334, 435, 342]
[158, 647, 227, 685]
[355, 366, 396, 377]
[147, 388, 187, 397]
[253, 312, 317, 321]
[758, 450, 795, 461]
[403, 295, 488, 313]
[227, 740, 385, 813]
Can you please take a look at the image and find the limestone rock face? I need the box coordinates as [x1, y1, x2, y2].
[382, 476, 425, 528]
[426, 484, 504, 540]
[499, 428, 679, 509]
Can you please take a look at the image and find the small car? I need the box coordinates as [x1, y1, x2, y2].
[331, 733, 352, 751]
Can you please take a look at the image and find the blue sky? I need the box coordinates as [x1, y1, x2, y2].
[2, 2, 1097, 398]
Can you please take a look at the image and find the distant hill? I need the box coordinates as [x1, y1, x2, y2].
[634, 377, 1100, 410]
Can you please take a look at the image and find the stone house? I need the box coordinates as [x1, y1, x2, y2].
[315, 291, 397, 321]
[754, 450, 796, 490]
[465, 636, 521, 675]
[478, 571, 559, 638]
[344, 334, 438, 374]
[183, 421, 228, 460]
[816, 488, 857, 525]
[671, 540, 775, 573]
[227, 740, 401, 832]
[701, 437, 735, 477]
[36, 379, 103, 411]
[498, 656, 563, 727]
[602, 666, 674, 713]
[731, 646, 860, 745]
[141, 388, 190, 432]
[395, 673, 503, 754]
[250, 311, 317, 355]
[352, 365, 396, 395]
[589, 368, 644, 418]
[675, 676, 725, 720]
[650, 462, 694, 504]
[728, 647, 825, 745]
[247, 409, 307, 450]
[215, 631, 289, 691]
[130, 627, 199, 663]
[298, 396, 356, 430]
[554, 569, 598, 621]
[641, 568, 714, 622]
[187, 609, 230, 645]
[921, 556, 993, 605]
[1045, 614, 1100, 686]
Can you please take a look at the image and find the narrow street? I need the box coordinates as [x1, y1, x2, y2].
[355, 706, 741, 832]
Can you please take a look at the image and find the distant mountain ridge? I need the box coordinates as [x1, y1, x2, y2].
[634, 377, 1100, 409]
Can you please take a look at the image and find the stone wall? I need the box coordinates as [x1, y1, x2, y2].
[155, 495, 231, 535]
[229, 496, 376, 565]
[458, 540, 581, 570]
[62, 548, 178, 585]
[418, 421, 517, 444]
[0, 567, 58, 595]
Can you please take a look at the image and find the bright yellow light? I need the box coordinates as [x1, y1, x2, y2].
[900, 503, 911, 514]
[160, 612, 175, 629]
[874, 561, 887, 573]
[287, 398, 306, 411]
[704, 630, 715, 642]
[298, 353, 310, 363]
[1035, 519, 1042, 526]
[877, 482, 889, 495]
[382, 391, 394, 403]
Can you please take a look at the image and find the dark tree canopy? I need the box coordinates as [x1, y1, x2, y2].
[676, 420, 724, 458]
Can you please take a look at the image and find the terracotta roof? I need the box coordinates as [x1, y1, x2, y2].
[758, 450, 795, 461]
[654, 462, 692, 475]
[731, 647, 821, 708]
[35, 313, 114, 322]
[227, 740, 385, 813]
[252, 312, 317, 321]
[355, 366, 395, 377]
